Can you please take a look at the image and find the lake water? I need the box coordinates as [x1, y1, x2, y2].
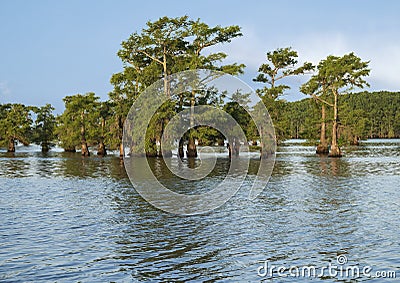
[1, 140, 399, 282]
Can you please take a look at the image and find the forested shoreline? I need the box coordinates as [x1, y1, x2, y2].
[1, 16, 399, 157]
[281, 91, 400, 143]
[1, 90, 399, 154]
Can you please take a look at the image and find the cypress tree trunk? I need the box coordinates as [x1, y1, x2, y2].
[329, 91, 342, 157]
[81, 112, 90, 157]
[316, 104, 329, 154]
[64, 146, 76, 152]
[259, 125, 269, 159]
[159, 118, 172, 158]
[351, 135, 359, 146]
[41, 142, 50, 153]
[97, 142, 107, 156]
[233, 137, 240, 157]
[118, 116, 124, 159]
[178, 138, 184, 158]
[186, 91, 197, 158]
[7, 137, 15, 152]
[119, 143, 124, 158]
[97, 118, 107, 156]
[81, 138, 90, 156]
[187, 136, 197, 158]
[227, 141, 233, 158]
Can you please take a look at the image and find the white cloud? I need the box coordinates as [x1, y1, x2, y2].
[295, 33, 400, 91]
[0, 81, 11, 98]
[220, 27, 400, 92]
[224, 26, 267, 69]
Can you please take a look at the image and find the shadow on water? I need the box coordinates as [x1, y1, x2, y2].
[0, 151, 128, 180]
[305, 155, 351, 177]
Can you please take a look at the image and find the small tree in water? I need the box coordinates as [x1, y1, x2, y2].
[0, 103, 33, 152]
[301, 53, 370, 157]
[57, 93, 100, 156]
[254, 47, 314, 156]
[32, 104, 56, 152]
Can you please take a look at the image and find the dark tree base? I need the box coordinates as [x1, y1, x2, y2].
[350, 137, 360, 146]
[186, 149, 197, 158]
[81, 151, 90, 157]
[316, 144, 329, 154]
[146, 151, 158, 157]
[160, 150, 173, 158]
[178, 139, 184, 158]
[8, 139, 15, 152]
[41, 147, 50, 153]
[328, 150, 342, 158]
[97, 150, 107, 156]
[97, 143, 107, 156]
[187, 139, 197, 158]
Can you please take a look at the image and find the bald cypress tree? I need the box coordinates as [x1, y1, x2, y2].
[301, 53, 370, 157]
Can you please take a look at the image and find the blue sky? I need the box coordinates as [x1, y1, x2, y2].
[1, 0, 400, 112]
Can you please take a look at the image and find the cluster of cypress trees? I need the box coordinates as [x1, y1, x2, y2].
[1, 16, 398, 157]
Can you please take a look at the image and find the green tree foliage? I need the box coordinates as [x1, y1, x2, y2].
[0, 103, 33, 152]
[223, 91, 259, 155]
[112, 16, 245, 158]
[254, 47, 314, 99]
[254, 47, 313, 142]
[279, 91, 400, 142]
[32, 104, 56, 152]
[2, 18, 399, 159]
[301, 53, 370, 157]
[94, 101, 113, 156]
[340, 91, 400, 140]
[56, 93, 100, 156]
[281, 98, 321, 140]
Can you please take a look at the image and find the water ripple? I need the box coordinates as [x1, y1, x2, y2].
[0, 140, 399, 281]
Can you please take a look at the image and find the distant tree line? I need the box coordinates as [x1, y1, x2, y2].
[0, 16, 397, 157]
[281, 91, 400, 143]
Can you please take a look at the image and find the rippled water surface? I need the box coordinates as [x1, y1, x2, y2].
[1, 140, 399, 282]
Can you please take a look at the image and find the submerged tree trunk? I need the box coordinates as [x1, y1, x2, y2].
[227, 138, 240, 158]
[41, 142, 50, 153]
[316, 104, 329, 154]
[259, 125, 269, 159]
[233, 137, 240, 157]
[119, 143, 124, 158]
[118, 116, 124, 159]
[351, 135, 359, 146]
[81, 112, 90, 157]
[97, 141, 107, 156]
[97, 118, 107, 156]
[64, 146, 76, 152]
[158, 118, 172, 158]
[227, 141, 232, 158]
[81, 139, 90, 157]
[329, 91, 342, 157]
[187, 136, 197, 158]
[187, 91, 197, 158]
[178, 138, 184, 158]
[7, 137, 15, 152]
